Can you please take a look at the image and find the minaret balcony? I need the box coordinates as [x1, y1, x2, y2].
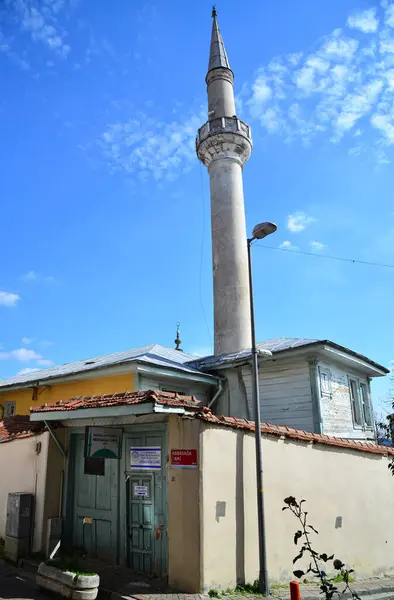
[196, 116, 252, 167]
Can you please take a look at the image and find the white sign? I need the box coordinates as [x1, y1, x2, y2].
[130, 446, 161, 470]
[86, 427, 122, 459]
[134, 485, 148, 497]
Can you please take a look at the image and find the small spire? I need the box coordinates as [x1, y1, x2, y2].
[208, 6, 231, 72]
[174, 323, 183, 352]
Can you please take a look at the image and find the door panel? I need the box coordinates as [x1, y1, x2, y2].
[126, 432, 167, 577]
[72, 434, 118, 562]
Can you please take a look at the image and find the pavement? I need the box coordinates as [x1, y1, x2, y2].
[0, 560, 47, 600]
[1, 558, 394, 600]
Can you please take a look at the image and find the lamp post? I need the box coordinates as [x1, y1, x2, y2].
[247, 221, 277, 596]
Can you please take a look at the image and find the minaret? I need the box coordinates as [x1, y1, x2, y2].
[196, 7, 252, 355]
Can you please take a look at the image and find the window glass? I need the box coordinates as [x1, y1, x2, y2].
[349, 379, 362, 426]
[360, 383, 372, 426]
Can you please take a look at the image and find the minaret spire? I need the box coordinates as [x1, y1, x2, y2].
[196, 10, 253, 355]
[208, 7, 230, 72]
[174, 323, 183, 352]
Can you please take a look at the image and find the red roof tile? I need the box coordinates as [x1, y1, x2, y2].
[0, 415, 45, 444]
[196, 408, 394, 457]
[30, 389, 202, 414]
[29, 388, 391, 458]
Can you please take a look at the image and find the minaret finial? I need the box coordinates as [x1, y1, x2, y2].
[212, 5, 217, 17]
[174, 323, 183, 352]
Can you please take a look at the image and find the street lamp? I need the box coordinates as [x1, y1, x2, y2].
[247, 221, 277, 596]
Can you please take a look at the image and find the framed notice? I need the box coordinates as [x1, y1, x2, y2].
[130, 447, 161, 470]
[85, 427, 123, 459]
[170, 449, 198, 469]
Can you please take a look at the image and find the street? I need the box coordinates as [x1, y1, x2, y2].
[0, 562, 46, 600]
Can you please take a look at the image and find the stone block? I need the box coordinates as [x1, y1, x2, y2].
[36, 562, 99, 600]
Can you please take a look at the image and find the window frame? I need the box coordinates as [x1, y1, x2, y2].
[318, 366, 332, 397]
[3, 401, 16, 417]
[348, 377, 372, 429]
[359, 381, 373, 428]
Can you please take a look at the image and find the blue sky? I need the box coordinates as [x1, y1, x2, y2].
[0, 0, 393, 410]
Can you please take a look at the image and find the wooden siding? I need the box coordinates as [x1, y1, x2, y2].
[318, 362, 375, 441]
[138, 375, 209, 405]
[242, 358, 315, 432]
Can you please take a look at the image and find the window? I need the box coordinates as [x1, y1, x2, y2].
[4, 402, 16, 417]
[319, 367, 332, 396]
[359, 383, 372, 427]
[349, 379, 362, 426]
[160, 386, 188, 396]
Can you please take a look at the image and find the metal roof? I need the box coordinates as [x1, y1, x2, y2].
[208, 10, 231, 72]
[188, 337, 389, 374]
[0, 344, 214, 390]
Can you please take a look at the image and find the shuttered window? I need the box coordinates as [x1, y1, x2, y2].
[360, 383, 372, 427]
[349, 379, 362, 426]
[4, 402, 16, 417]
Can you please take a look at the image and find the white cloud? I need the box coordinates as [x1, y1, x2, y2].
[0, 348, 42, 361]
[40, 340, 54, 347]
[21, 337, 35, 345]
[287, 212, 316, 232]
[371, 113, 394, 143]
[21, 270, 56, 283]
[99, 108, 206, 181]
[0, 291, 20, 307]
[22, 270, 38, 281]
[15, 1, 71, 58]
[36, 359, 53, 366]
[309, 240, 326, 250]
[279, 240, 299, 251]
[385, 4, 394, 28]
[245, 9, 394, 163]
[347, 9, 379, 33]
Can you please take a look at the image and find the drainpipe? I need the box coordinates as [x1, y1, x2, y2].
[208, 379, 224, 409]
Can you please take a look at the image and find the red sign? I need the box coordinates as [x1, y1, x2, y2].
[170, 449, 198, 468]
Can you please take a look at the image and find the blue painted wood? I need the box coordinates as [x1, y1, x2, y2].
[125, 430, 167, 578]
[72, 434, 119, 562]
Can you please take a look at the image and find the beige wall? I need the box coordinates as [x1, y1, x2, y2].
[0, 432, 50, 552]
[201, 424, 394, 591]
[41, 429, 68, 548]
[167, 415, 201, 592]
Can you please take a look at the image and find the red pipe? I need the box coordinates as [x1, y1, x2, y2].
[290, 580, 301, 600]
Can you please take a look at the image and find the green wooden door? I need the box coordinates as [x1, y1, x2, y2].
[73, 434, 119, 562]
[126, 431, 167, 578]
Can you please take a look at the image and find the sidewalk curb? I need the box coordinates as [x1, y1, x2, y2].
[277, 585, 394, 600]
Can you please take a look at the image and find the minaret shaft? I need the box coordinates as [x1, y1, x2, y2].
[196, 10, 252, 355]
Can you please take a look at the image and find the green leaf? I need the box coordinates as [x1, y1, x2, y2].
[293, 550, 304, 564]
[294, 531, 303, 545]
[293, 570, 305, 579]
[320, 553, 328, 562]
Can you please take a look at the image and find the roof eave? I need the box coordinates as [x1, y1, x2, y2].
[30, 400, 198, 422]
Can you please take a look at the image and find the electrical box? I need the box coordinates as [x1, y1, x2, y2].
[6, 493, 33, 538]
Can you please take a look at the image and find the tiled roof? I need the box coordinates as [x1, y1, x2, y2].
[0, 415, 45, 444]
[30, 389, 202, 414]
[189, 337, 389, 374]
[0, 344, 215, 390]
[196, 408, 394, 456]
